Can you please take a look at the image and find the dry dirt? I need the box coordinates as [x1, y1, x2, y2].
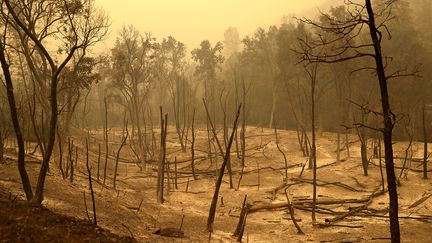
[0, 126, 431, 242]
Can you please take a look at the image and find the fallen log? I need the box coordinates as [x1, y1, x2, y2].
[249, 197, 370, 213]
[324, 188, 385, 223]
[315, 223, 363, 229]
[291, 177, 366, 192]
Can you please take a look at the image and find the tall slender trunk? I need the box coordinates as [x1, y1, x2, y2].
[310, 65, 317, 223]
[191, 108, 197, 180]
[103, 96, 109, 185]
[157, 107, 167, 203]
[365, 1, 400, 241]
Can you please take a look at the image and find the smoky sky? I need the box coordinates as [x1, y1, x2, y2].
[94, 0, 327, 52]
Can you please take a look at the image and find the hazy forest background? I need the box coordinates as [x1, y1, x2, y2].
[0, 0, 431, 242]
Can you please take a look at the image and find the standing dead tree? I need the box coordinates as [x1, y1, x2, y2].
[190, 108, 197, 180]
[305, 63, 318, 223]
[207, 104, 241, 232]
[296, 1, 420, 241]
[157, 107, 168, 204]
[103, 95, 109, 185]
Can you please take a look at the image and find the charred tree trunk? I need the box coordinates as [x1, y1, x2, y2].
[365, 1, 400, 240]
[207, 105, 241, 232]
[310, 65, 318, 223]
[157, 107, 167, 204]
[103, 96, 109, 185]
[190, 108, 197, 180]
